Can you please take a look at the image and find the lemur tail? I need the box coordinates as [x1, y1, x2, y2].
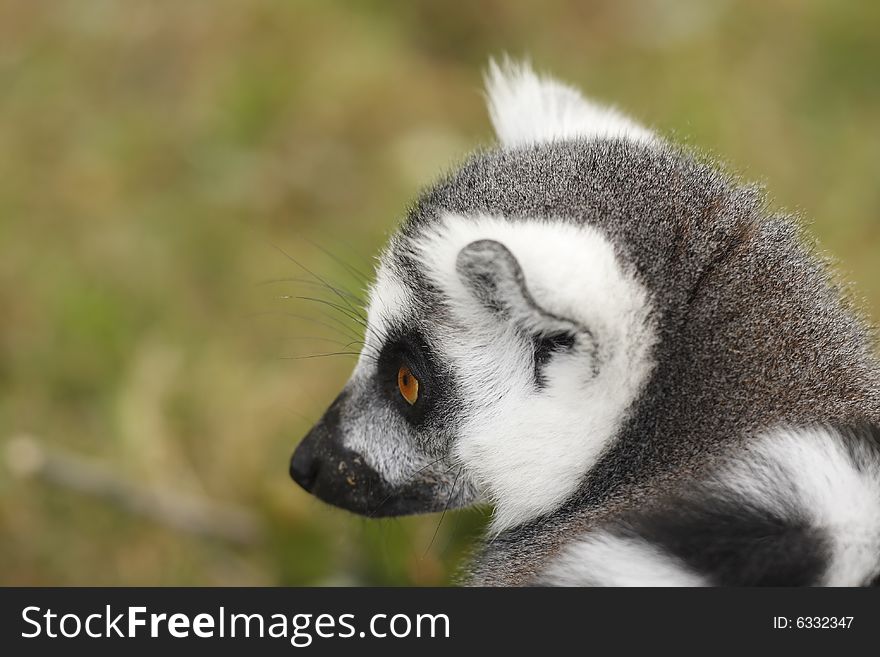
[541, 424, 880, 586]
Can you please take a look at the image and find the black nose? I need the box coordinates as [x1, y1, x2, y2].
[290, 442, 320, 492]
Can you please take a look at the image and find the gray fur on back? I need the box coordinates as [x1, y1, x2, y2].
[401, 138, 880, 585]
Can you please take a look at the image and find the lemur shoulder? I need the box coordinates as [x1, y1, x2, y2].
[290, 59, 880, 586]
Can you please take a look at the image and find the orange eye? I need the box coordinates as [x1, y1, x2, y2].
[397, 365, 419, 405]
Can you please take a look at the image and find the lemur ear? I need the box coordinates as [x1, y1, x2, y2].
[455, 239, 590, 348]
[483, 57, 654, 147]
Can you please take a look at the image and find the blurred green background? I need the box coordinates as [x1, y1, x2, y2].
[0, 0, 878, 585]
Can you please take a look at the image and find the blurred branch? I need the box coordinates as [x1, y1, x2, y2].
[4, 435, 262, 547]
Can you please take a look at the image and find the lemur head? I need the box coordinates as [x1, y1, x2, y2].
[290, 60, 661, 532]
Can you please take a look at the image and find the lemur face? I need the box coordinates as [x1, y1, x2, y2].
[291, 60, 659, 531]
[289, 258, 480, 517]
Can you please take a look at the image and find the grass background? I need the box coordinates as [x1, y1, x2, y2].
[0, 0, 877, 585]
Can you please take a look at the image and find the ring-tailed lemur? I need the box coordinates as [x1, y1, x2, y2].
[290, 59, 880, 586]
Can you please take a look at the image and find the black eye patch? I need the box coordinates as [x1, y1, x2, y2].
[375, 328, 443, 427]
[533, 332, 575, 388]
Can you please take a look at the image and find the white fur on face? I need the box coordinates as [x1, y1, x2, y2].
[359, 257, 411, 371]
[484, 58, 656, 148]
[416, 214, 657, 532]
[542, 532, 708, 586]
[340, 259, 422, 484]
[722, 426, 880, 586]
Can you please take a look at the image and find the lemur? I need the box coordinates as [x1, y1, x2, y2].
[290, 59, 880, 586]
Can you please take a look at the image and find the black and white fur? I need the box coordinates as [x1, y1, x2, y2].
[290, 59, 880, 586]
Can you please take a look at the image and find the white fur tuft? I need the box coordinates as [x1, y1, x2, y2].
[484, 58, 655, 147]
[543, 532, 707, 586]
